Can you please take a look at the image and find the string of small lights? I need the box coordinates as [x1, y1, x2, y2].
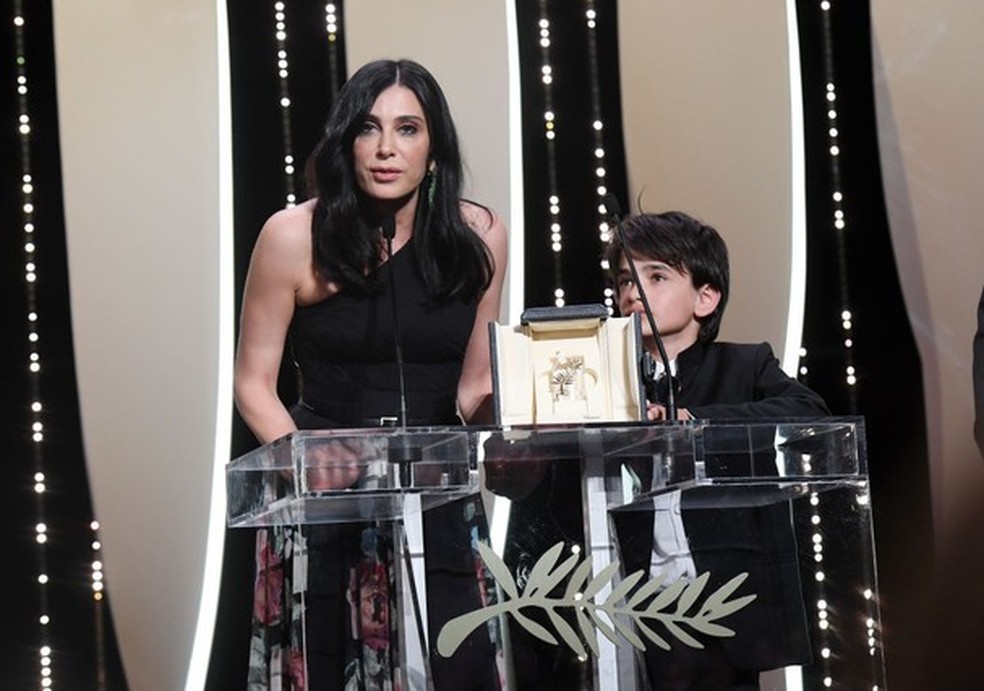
[13, 4, 52, 686]
[806, 3, 880, 688]
[323, 3, 342, 98]
[14, 3, 109, 686]
[272, 1, 298, 207]
[583, 1, 607, 225]
[581, 0, 619, 315]
[271, 2, 342, 206]
[802, 3, 836, 672]
[816, 0, 858, 410]
[806, 484, 834, 689]
[535, 0, 566, 308]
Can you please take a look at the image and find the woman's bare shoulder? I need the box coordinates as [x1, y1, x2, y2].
[460, 199, 505, 241]
[262, 199, 315, 234]
[255, 200, 315, 256]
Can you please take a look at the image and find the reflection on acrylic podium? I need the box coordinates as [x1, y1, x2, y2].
[226, 418, 885, 689]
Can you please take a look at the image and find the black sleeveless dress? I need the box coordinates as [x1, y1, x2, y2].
[290, 235, 474, 426]
[247, 237, 503, 690]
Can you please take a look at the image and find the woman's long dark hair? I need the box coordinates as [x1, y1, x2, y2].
[305, 58, 493, 301]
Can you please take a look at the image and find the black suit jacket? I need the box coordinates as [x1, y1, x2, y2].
[675, 341, 829, 419]
[621, 340, 829, 684]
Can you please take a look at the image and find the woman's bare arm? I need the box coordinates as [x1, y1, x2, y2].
[233, 207, 310, 444]
[457, 203, 509, 424]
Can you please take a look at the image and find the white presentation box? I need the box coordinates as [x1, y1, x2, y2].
[489, 304, 647, 426]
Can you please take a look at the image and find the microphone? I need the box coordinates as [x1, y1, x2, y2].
[602, 194, 679, 422]
[380, 216, 421, 480]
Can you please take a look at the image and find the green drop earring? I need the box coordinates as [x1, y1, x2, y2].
[426, 170, 437, 208]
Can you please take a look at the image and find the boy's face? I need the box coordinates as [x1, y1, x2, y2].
[616, 255, 720, 353]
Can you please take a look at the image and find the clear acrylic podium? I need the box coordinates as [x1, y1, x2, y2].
[226, 418, 885, 689]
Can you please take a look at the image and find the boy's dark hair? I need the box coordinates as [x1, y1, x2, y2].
[604, 211, 730, 344]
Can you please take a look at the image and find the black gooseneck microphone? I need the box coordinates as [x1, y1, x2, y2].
[602, 194, 679, 422]
[381, 216, 409, 427]
[380, 216, 421, 481]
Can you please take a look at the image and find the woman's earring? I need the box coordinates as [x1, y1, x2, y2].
[426, 170, 437, 208]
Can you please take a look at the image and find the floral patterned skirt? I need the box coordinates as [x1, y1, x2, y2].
[247, 497, 504, 690]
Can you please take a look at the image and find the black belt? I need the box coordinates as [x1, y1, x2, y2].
[297, 401, 460, 428]
[353, 415, 455, 428]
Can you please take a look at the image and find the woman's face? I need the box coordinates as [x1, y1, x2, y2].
[352, 84, 432, 205]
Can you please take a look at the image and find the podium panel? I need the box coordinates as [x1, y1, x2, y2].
[226, 419, 884, 689]
[227, 427, 478, 526]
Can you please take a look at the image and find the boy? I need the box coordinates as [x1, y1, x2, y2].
[606, 210, 828, 421]
[606, 211, 829, 689]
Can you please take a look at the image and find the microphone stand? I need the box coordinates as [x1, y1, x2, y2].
[603, 194, 679, 422]
[380, 216, 421, 484]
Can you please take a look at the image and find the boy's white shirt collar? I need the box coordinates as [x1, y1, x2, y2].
[652, 357, 678, 378]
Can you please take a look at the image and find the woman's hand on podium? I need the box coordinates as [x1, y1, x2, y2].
[305, 439, 366, 490]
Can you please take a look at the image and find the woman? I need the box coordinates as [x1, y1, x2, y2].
[235, 59, 508, 689]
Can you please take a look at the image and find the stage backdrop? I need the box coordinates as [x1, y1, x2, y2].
[870, 0, 984, 534]
[53, 1, 229, 690]
[620, 0, 803, 368]
[52, 0, 984, 687]
[53, 1, 799, 687]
